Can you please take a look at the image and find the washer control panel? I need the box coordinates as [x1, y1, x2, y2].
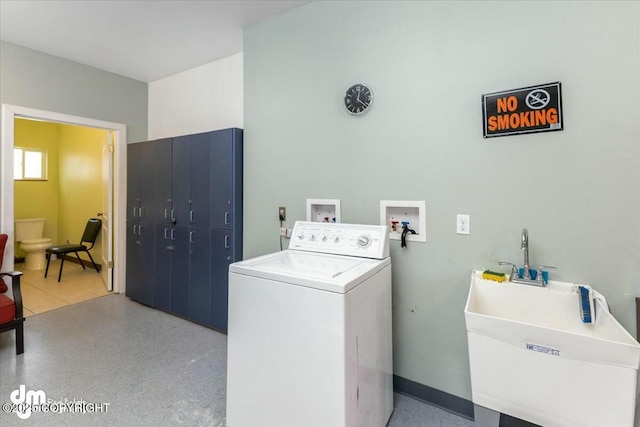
[289, 221, 389, 259]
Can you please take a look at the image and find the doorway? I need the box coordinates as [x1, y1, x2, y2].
[1, 104, 127, 294]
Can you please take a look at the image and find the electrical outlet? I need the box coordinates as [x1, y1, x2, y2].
[278, 206, 286, 221]
[456, 214, 470, 235]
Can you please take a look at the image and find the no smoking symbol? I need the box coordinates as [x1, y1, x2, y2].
[525, 89, 550, 110]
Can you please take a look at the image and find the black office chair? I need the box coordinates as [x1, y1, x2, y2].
[45, 218, 101, 282]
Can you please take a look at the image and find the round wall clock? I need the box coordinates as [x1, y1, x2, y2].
[344, 84, 373, 115]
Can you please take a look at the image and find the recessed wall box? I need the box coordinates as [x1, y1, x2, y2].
[306, 199, 341, 223]
[380, 200, 426, 243]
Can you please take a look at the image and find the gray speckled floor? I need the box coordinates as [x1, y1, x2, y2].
[0, 294, 473, 427]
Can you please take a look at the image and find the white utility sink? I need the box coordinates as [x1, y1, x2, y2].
[465, 270, 640, 427]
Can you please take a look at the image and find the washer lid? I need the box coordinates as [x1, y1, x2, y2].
[229, 250, 390, 294]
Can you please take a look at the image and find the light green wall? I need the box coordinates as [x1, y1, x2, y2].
[14, 119, 60, 254]
[14, 119, 104, 263]
[0, 40, 147, 144]
[244, 1, 640, 400]
[1, 39, 145, 267]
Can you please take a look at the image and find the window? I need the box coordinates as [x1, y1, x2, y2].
[14, 147, 47, 180]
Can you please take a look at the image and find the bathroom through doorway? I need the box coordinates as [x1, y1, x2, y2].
[1, 104, 127, 295]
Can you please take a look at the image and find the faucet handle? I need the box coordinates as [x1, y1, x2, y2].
[498, 261, 519, 278]
[536, 265, 556, 284]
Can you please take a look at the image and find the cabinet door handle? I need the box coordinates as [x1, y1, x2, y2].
[190, 231, 195, 243]
[164, 208, 168, 220]
[171, 229, 176, 240]
[190, 210, 194, 222]
[133, 225, 137, 235]
[164, 228, 169, 240]
[140, 207, 144, 218]
[224, 234, 230, 249]
[171, 209, 176, 222]
[133, 207, 138, 217]
[139, 225, 143, 236]
[225, 212, 230, 225]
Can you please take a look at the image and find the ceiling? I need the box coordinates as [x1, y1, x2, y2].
[0, 0, 309, 82]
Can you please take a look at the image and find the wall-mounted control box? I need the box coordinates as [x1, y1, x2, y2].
[306, 199, 341, 223]
[380, 200, 426, 243]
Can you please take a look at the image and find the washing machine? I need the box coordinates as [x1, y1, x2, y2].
[226, 221, 393, 427]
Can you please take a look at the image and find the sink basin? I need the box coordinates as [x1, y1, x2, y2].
[465, 270, 640, 427]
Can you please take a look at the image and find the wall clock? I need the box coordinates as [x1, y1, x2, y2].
[344, 84, 373, 115]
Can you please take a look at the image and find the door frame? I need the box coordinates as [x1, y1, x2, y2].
[1, 104, 128, 294]
[100, 131, 114, 291]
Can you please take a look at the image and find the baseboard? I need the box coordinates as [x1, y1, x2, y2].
[393, 375, 474, 419]
[393, 375, 538, 426]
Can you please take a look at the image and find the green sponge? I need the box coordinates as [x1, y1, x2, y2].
[482, 270, 506, 283]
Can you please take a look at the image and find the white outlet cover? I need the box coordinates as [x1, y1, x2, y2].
[457, 214, 470, 235]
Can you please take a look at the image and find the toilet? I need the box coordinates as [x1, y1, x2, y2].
[15, 218, 53, 270]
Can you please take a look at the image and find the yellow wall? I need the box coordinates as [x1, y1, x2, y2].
[14, 119, 60, 254]
[58, 124, 105, 264]
[14, 119, 106, 264]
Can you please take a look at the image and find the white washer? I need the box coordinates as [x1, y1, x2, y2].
[226, 221, 393, 427]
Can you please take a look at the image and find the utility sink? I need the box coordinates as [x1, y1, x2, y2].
[464, 270, 640, 427]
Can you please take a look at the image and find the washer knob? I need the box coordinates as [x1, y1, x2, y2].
[357, 235, 371, 248]
[322, 235, 327, 242]
[297, 234, 305, 240]
[334, 236, 340, 243]
[310, 234, 316, 241]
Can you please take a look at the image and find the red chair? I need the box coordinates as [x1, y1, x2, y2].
[0, 234, 25, 354]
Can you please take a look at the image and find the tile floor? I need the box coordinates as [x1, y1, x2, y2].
[16, 259, 110, 316]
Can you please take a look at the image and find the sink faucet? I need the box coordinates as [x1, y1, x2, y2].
[521, 228, 531, 279]
[498, 228, 556, 287]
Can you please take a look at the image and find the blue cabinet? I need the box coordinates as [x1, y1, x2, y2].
[126, 145, 140, 221]
[170, 226, 190, 317]
[127, 141, 158, 222]
[211, 128, 243, 233]
[188, 226, 211, 325]
[126, 129, 242, 333]
[126, 141, 158, 307]
[153, 138, 173, 224]
[154, 224, 172, 311]
[125, 220, 156, 306]
[211, 229, 233, 331]
[172, 137, 191, 226]
[189, 134, 212, 228]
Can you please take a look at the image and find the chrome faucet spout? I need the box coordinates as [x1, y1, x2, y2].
[500, 228, 556, 287]
[521, 228, 530, 279]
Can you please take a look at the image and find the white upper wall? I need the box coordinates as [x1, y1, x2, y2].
[148, 52, 243, 139]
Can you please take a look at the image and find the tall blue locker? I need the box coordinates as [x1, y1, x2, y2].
[126, 141, 159, 307]
[188, 226, 212, 325]
[125, 128, 242, 333]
